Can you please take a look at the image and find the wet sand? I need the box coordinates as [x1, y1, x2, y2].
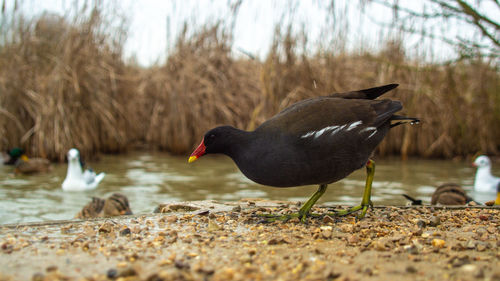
[0, 200, 499, 281]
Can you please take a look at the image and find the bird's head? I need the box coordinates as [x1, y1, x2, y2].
[67, 148, 80, 162]
[472, 155, 491, 168]
[188, 126, 238, 163]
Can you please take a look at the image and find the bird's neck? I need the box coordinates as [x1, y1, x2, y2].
[476, 166, 492, 179]
[224, 129, 255, 160]
[67, 159, 83, 178]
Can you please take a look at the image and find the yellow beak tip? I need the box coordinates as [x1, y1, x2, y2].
[188, 156, 198, 163]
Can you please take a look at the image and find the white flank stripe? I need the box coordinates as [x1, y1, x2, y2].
[366, 130, 377, 139]
[301, 131, 315, 138]
[313, 125, 338, 139]
[359, 127, 376, 134]
[330, 124, 346, 137]
[346, 121, 363, 131]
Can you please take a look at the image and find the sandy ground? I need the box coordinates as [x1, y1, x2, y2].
[0, 200, 499, 281]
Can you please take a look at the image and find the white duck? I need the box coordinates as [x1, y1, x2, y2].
[62, 148, 105, 191]
[473, 155, 500, 193]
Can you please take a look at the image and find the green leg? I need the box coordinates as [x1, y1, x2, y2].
[257, 184, 327, 223]
[327, 159, 375, 219]
[297, 184, 327, 222]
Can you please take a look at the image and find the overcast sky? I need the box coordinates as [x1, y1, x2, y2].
[5, 0, 498, 66]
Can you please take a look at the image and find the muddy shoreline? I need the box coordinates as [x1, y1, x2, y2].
[1, 200, 499, 281]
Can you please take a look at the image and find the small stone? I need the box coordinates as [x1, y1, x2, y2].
[117, 267, 138, 277]
[406, 265, 417, 273]
[372, 240, 387, 251]
[460, 264, 484, 278]
[207, 220, 222, 232]
[478, 214, 490, 221]
[449, 255, 471, 267]
[196, 210, 210, 216]
[268, 237, 289, 245]
[46, 265, 58, 272]
[476, 242, 487, 252]
[348, 235, 360, 244]
[322, 215, 335, 224]
[107, 268, 118, 279]
[175, 260, 190, 270]
[466, 240, 476, 249]
[165, 216, 178, 223]
[119, 228, 131, 236]
[429, 216, 440, 227]
[98, 221, 114, 233]
[416, 220, 426, 228]
[403, 245, 418, 254]
[232, 205, 242, 212]
[432, 239, 445, 248]
[322, 229, 332, 239]
[32, 273, 44, 281]
[339, 224, 353, 233]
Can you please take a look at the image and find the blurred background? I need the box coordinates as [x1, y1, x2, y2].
[0, 0, 498, 223]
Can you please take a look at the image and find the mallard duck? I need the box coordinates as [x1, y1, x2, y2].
[75, 193, 133, 219]
[473, 155, 500, 193]
[62, 148, 105, 191]
[6, 148, 52, 174]
[403, 183, 476, 206]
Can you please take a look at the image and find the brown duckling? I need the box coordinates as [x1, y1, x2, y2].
[403, 183, 476, 206]
[75, 193, 132, 219]
[431, 183, 474, 205]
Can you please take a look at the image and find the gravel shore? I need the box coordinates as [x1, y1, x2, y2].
[0, 200, 499, 281]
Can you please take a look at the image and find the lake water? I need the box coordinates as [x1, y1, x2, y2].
[0, 151, 496, 224]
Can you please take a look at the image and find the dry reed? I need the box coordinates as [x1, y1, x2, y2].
[0, 6, 133, 161]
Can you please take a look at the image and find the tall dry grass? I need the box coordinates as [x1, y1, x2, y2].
[0, 6, 133, 161]
[135, 24, 261, 154]
[0, 4, 498, 161]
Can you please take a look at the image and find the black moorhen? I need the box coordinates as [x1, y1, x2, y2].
[189, 84, 419, 221]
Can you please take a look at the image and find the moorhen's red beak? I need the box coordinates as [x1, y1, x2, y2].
[188, 140, 206, 163]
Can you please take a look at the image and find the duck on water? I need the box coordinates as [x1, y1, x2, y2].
[62, 148, 105, 191]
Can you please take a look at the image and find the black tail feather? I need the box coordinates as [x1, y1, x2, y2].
[331, 84, 399, 100]
[402, 194, 422, 205]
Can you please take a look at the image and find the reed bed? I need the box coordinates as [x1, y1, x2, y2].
[0, 7, 133, 161]
[0, 5, 498, 161]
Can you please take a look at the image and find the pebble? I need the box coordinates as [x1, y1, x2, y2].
[322, 215, 335, 224]
[429, 216, 441, 227]
[431, 239, 445, 248]
[406, 265, 417, 273]
[460, 264, 484, 278]
[449, 255, 471, 267]
[0, 203, 498, 281]
[98, 221, 114, 233]
[119, 227, 131, 236]
[208, 219, 223, 232]
[321, 229, 332, 239]
[348, 234, 360, 244]
[107, 268, 118, 279]
[416, 220, 426, 228]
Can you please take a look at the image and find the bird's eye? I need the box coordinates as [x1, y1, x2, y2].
[209, 134, 215, 138]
